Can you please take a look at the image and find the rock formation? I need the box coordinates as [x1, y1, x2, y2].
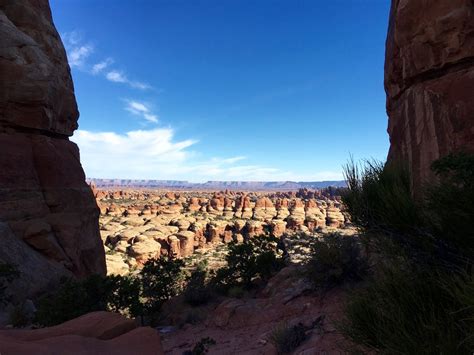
[385, 0, 474, 188]
[97, 189, 350, 273]
[0, 311, 163, 355]
[0, 0, 106, 296]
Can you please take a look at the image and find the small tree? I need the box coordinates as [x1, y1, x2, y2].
[305, 233, 367, 290]
[105, 275, 142, 317]
[212, 236, 285, 290]
[184, 264, 211, 307]
[140, 256, 185, 322]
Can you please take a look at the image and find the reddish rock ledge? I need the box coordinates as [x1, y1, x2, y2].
[0, 312, 163, 355]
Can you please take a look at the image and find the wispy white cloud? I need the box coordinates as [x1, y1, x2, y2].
[72, 128, 343, 181]
[106, 71, 152, 90]
[62, 31, 93, 68]
[129, 81, 152, 90]
[106, 70, 128, 83]
[92, 58, 114, 74]
[124, 99, 159, 123]
[61, 31, 151, 90]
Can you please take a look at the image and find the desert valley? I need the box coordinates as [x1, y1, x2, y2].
[1, 0, 474, 354]
[94, 185, 351, 275]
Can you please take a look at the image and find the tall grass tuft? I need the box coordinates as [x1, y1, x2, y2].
[340, 152, 474, 354]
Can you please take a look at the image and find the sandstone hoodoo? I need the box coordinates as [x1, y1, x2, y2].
[385, 0, 474, 188]
[96, 188, 352, 274]
[0, 0, 105, 294]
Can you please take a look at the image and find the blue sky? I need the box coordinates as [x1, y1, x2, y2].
[50, 0, 391, 182]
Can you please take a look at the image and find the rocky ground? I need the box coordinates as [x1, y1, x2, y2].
[93, 187, 353, 275]
[93, 187, 357, 354]
[159, 266, 353, 354]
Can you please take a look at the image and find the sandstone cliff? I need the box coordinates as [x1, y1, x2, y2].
[0, 0, 105, 296]
[385, 0, 474, 188]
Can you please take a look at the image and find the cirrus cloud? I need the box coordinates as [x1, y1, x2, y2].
[106, 71, 151, 90]
[61, 31, 151, 90]
[124, 99, 159, 123]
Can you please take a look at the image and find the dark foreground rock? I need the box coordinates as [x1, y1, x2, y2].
[0, 311, 164, 355]
[0, 0, 105, 297]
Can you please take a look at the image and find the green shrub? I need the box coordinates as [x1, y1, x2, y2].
[340, 153, 474, 353]
[35, 256, 186, 327]
[305, 233, 367, 290]
[227, 285, 245, 298]
[343, 158, 420, 233]
[270, 322, 307, 354]
[36, 274, 142, 326]
[184, 337, 216, 355]
[343, 152, 474, 266]
[184, 309, 204, 325]
[183, 266, 211, 307]
[105, 274, 142, 317]
[340, 265, 474, 354]
[211, 236, 285, 291]
[140, 256, 185, 322]
[9, 304, 30, 328]
[0, 263, 19, 305]
[36, 275, 108, 326]
[425, 152, 474, 260]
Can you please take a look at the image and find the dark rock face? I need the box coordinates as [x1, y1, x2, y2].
[0, 0, 106, 295]
[385, 0, 474, 187]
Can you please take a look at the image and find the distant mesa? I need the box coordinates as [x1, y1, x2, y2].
[87, 179, 347, 190]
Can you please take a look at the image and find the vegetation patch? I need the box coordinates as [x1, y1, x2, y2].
[340, 153, 474, 353]
[184, 337, 216, 355]
[211, 235, 286, 292]
[36, 256, 184, 327]
[270, 322, 307, 354]
[183, 263, 212, 306]
[305, 233, 367, 290]
[0, 263, 19, 305]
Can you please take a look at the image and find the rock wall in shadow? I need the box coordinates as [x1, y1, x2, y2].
[0, 0, 106, 297]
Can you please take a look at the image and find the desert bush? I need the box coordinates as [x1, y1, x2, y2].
[340, 153, 474, 353]
[305, 233, 367, 290]
[36, 274, 142, 326]
[183, 309, 204, 325]
[211, 235, 285, 291]
[227, 285, 245, 298]
[340, 265, 474, 354]
[425, 152, 474, 260]
[0, 263, 19, 305]
[343, 159, 420, 232]
[183, 337, 216, 355]
[9, 304, 30, 328]
[343, 152, 474, 266]
[140, 256, 185, 322]
[105, 274, 142, 317]
[36, 256, 187, 327]
[36, 274, 109, 326]
[183, 265, 211, 307]
[270, 322, 307, 354]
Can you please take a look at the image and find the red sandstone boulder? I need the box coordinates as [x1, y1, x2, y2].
[0, 311, 163, 355]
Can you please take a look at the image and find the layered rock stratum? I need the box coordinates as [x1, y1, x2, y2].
[385, 0, 474, 188]
[0, 0, 105, 297]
